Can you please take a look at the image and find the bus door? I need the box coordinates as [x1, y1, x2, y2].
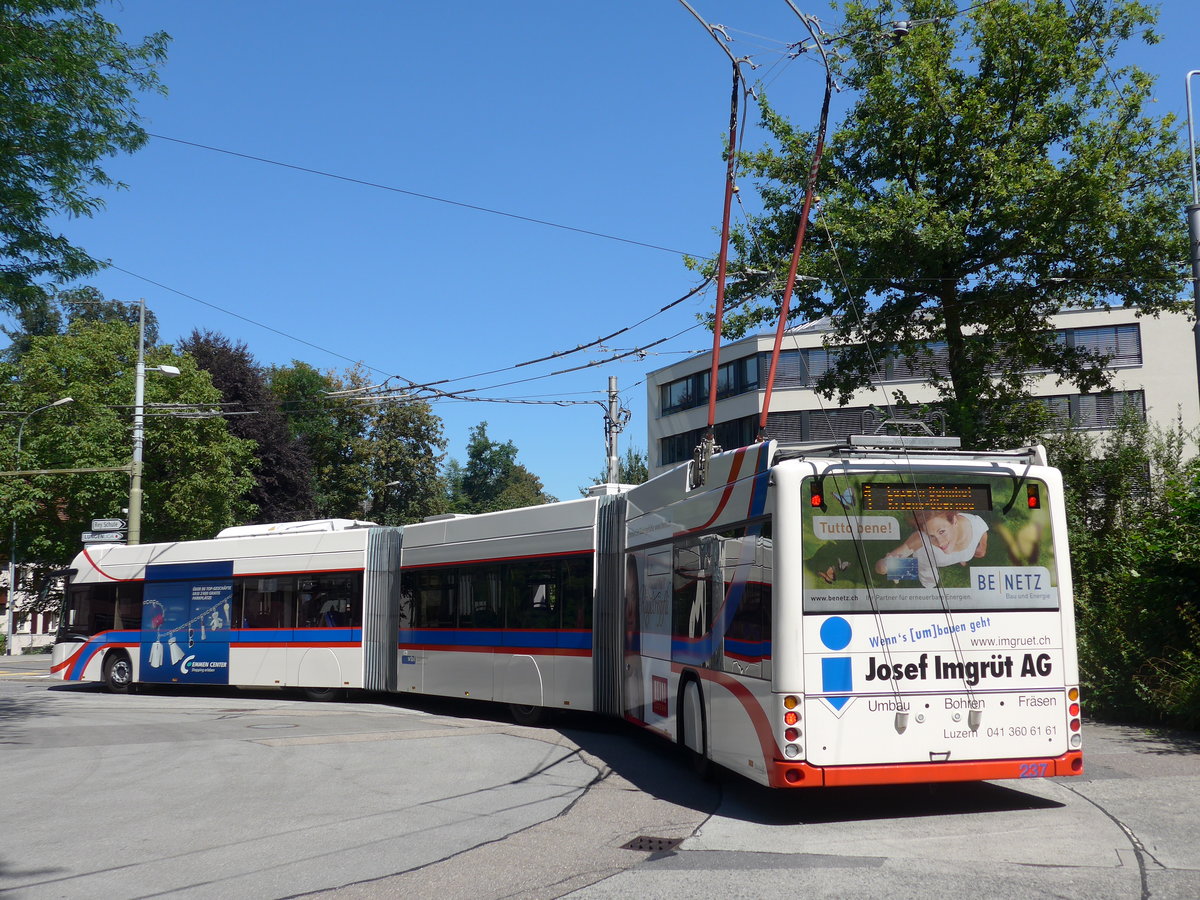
[140, 562, 234, 686]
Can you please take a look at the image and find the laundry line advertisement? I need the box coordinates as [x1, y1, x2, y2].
[139, 562, 234, 684]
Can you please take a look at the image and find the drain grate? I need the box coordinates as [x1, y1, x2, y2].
[621, 836, 683, 854]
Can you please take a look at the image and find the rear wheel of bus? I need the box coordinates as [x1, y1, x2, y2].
[103, 651, 134, 694]
[678, 677, 711, 778]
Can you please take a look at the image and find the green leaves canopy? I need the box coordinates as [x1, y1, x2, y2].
[1, 320, 256, 574]
[1, 0, 168, 314]
[722, 0, 1189, 447]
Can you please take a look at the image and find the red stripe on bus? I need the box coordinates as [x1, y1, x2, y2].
[672, 663, 782, 762]
[675, 447, 748, 537]
[402, 644, 593, 658]
[769, 750, 1084, 789]
[81, 547, 142, 582]
[50, 644, 86, 674]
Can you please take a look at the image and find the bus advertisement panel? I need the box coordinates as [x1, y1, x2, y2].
[798, 471, 1075, 770]
[138, 562, 234, 686]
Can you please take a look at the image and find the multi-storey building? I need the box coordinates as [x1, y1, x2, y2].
[646, 307, 1198, 477]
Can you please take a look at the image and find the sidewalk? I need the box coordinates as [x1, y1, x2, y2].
[0, 653, 53, 677]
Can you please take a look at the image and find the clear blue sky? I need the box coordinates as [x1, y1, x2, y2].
[23, 0, 1200, 502]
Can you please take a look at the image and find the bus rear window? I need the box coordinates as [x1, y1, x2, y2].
[801, 473, 1057, 613]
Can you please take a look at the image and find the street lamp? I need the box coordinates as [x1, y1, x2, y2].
[5, 397, 74, 656]
[127, 299, 180, 546]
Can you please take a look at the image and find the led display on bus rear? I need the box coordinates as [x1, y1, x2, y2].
[861, 482, 991, 512]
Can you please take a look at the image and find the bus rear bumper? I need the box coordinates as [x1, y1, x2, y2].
[769, 750, 1083, 788]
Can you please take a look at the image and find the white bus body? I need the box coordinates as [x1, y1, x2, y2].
[53, 440, 1083, 788]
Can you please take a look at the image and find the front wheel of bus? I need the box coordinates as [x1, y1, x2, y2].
[103, 652, 134, 694]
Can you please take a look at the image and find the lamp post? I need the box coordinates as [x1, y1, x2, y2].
[5, 397, 74, 656]
[127, 299, 179, 546]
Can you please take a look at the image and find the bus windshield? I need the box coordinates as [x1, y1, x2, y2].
[801, 471, 1057, 614]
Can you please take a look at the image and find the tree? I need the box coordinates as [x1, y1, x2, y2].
[720, 0, 1188, 448]
[582, 446, 649, 494]
[1046, 413, 1199, 726]
[268, 362, 370, 519]
[450, 422, 555, 513]
[1, 319, 256, 595]
[1, 1, 168, 316]
[180, 330, 314, 523]
[2, 285, 158, 361]
[361, 400, 447, 525]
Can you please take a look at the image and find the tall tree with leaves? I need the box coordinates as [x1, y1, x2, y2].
[180, 330, 314, 523]
[720, 0, 1188, 448]
[268, 362, 370, 519]
[1, 1, 168, 316]
[450, 421, 555, 514]
[1, 320, 255, 587]
[360, 400, 447, 525]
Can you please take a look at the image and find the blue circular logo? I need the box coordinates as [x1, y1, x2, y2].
[820, 616, 852, 651]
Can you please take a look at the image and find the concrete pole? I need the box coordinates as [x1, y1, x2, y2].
[606, 376, 620, 484]
[127, 299, 147, 545]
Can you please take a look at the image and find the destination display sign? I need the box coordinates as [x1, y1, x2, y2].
[860, 482, 992, 512]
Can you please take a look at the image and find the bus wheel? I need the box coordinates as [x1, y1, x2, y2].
[103, 652, 134, 694]
[679, 679, 711, 779]
[509, 703, 547, 727]
[302, 687, 344, 702]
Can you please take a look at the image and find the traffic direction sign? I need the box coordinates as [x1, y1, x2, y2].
[91, 518, 127, 532]
[82, 531, 126, 543]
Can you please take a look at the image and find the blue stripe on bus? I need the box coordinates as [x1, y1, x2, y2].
[145, 561, 234, 581]
[231, 628, 361, 643]
[398, 629, 593, 650]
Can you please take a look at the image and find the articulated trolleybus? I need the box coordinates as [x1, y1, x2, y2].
[54, 437, 1083, 788]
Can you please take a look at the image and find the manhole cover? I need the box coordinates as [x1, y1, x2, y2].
[247, 723, 299, 729]
[620, 836, 683, 853]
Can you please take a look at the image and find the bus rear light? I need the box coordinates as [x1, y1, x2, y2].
[784, 744, 801, 759]
[784, 768, 804, 784]
[783, 695, 800, 710]
[1068, 687, 1079, 701]
[1070, 734, 1082, 749]
[1069, 719, 1081, 732]
[785, 727, 801, 742]
[784, 711, 799, 726]
[1026, 485, 1041, 509]
[1068, 703, 1080, 717]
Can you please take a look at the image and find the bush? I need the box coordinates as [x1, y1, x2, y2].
[1047, 414, 1200, 727]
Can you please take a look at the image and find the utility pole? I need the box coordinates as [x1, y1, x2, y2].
[603, 376, 630, 484]
[127, 299, 180, 545]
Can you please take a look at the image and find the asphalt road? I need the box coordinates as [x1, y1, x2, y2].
[2, 654, 1197, 899]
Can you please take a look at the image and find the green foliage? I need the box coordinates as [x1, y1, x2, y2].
[360, 398, 448, 526]
[267, 363, 448, 524]
[582, 446, 649, 494]
[1046, 414, 1200, 727]
[269, 362, 371, 519]
[0, 1, 169, 314]
[1, 318, 256, 606]
[715, 0, 1188, 449]
[181, 330, 314, 523]
[448, 421, 554, 514]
